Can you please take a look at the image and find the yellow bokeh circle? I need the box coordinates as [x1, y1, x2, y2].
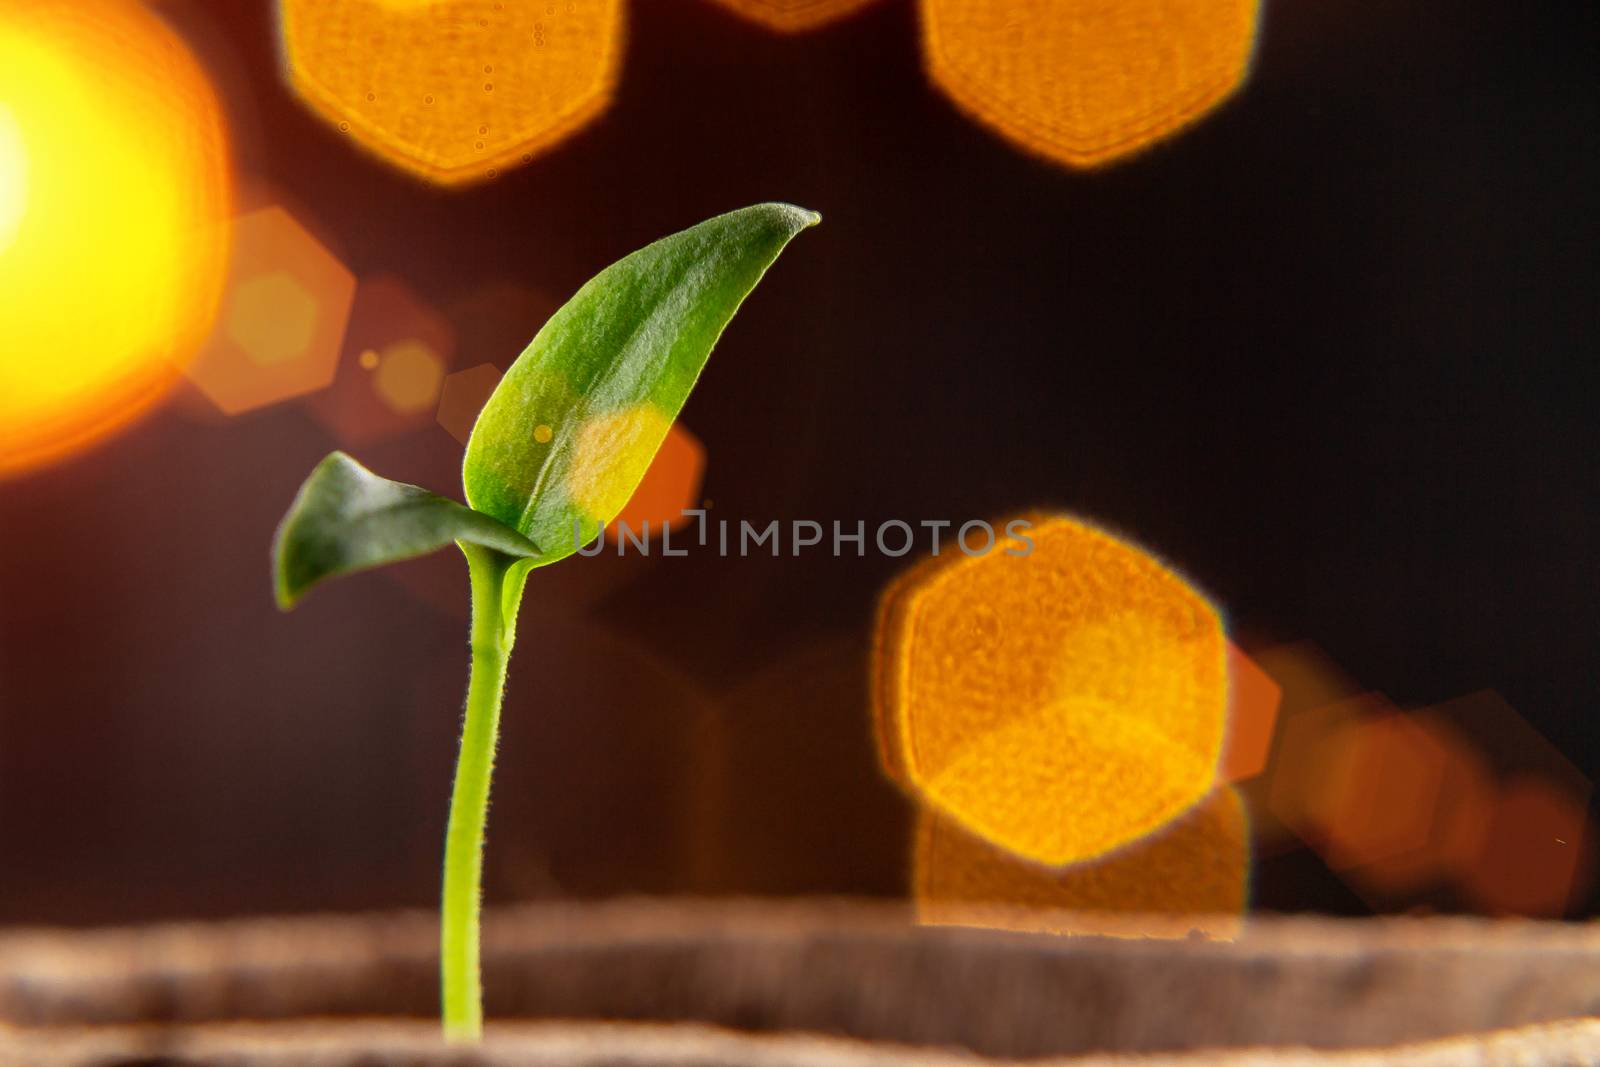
[0, 0, 230, 476]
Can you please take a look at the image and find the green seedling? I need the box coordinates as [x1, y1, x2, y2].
[271, 204, 819, 1041]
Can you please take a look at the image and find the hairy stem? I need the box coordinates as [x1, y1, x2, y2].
[441, 545, 528, 1041]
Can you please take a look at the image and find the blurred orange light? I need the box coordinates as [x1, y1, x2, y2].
[1344, 712, 1494, 901]
[707, 0, 881, 33]
[280, 0, 625, 186]
[916, 786, 1247, 940]
[921, 0, 1259, 169]
[1268, 694, 1460, 876]
[875, 515, 1227, 865]
[185, 206, 356, 415]
[1462, 777, 1593, 918]
[1220, 643, 1282, 783]
[1242, 641, 1362, 853]
[373, 339, 447, 415]
[227, 272, 320, 367]
[0, 0, 230, 476]
[1313, 706, 1449, 872]
[307, 275, 457, 444]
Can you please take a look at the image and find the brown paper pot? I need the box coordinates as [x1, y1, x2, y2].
[2, 899, 1598, 1066]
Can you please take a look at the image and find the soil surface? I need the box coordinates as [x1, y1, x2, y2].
[2, 899, 1599, 1065]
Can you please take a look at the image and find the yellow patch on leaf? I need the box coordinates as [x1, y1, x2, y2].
[565, 403, 673, 525]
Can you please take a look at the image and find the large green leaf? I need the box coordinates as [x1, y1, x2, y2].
[273, 452, 541, 609]
[463, 202, 820, 564]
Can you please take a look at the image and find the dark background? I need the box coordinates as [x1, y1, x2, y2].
[1, 0, 1596, 924]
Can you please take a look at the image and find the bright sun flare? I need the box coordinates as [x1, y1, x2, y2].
[0, 2, 230, 477]
[0, 104, 24, 255]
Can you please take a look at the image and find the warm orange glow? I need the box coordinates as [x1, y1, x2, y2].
[373, 339, 446, 414]
[708, 0, 881, 33]
[875, 515, 1227, 865]
[1343, 712, 1494, 900]
[280, 0, 625, 186]
[614, 423, 706, 533]
[1463, 777, 1592, 918]
[1238, 642, 1361, 853]
[1426, 693, 1594, 916]
[1269, 695, 1377, 854]
[185, 207, 356, 415]
[921, 0, 1259, 168]
[1220, 643, 1282, 783]
[437, 364, 503, 445]
[1314, 705, 1450, 871]
[227, 272, 320, 366]
[916, 787, 1247, 939]
[0, 0, 230, 476]
[306, 275, 456, 444]
[1269, 694, 1462, 877]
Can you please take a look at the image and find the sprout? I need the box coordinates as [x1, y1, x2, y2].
[272, 204, 819, 1040]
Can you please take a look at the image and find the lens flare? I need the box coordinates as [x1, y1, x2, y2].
[916, 786, 1248, 940]
[874, 514, 1227, 866]
[0, 104, 24, 254]
[921, 0, 1259, 168]
[280, 0, 624, 186]
[0, 1, 230, 476]
[706, 0, 881, 33]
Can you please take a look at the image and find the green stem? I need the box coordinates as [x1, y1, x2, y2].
[441, 545, 528, 1041]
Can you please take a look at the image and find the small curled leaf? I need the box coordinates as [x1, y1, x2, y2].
[273, 452, 540, 609]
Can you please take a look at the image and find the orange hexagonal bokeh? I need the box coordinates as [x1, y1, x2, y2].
[1268, 694, 1452, 872]
[1340, 711, 1495, 903]
[226, 272, 319, 366]
[1253, 667, 1593, 916]
[1239, 641, 1362, 853]
[1412, 689, 1593, 916]
[185, 206, 355, 415]
[1219, 642, 1281, 783]
[374, 340, 446, 415]
[1461, 776, 1593, 918]
[437, 363, 503, 445]
[612, 422, 706, 536]
[916, 786, 1248, 940]
[1315, 705, 1450, 872]
[875, 515, 1228, 866]
[305, 274, 456, 444]
[705, 0, 883, 33]
[280, 0, 625, 186]
[921, 0, 1260, 169]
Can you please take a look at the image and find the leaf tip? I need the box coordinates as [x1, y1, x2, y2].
[273, 580, 301, 612]
[763, 201, 822, 233]
[270, 451, 355, 612]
